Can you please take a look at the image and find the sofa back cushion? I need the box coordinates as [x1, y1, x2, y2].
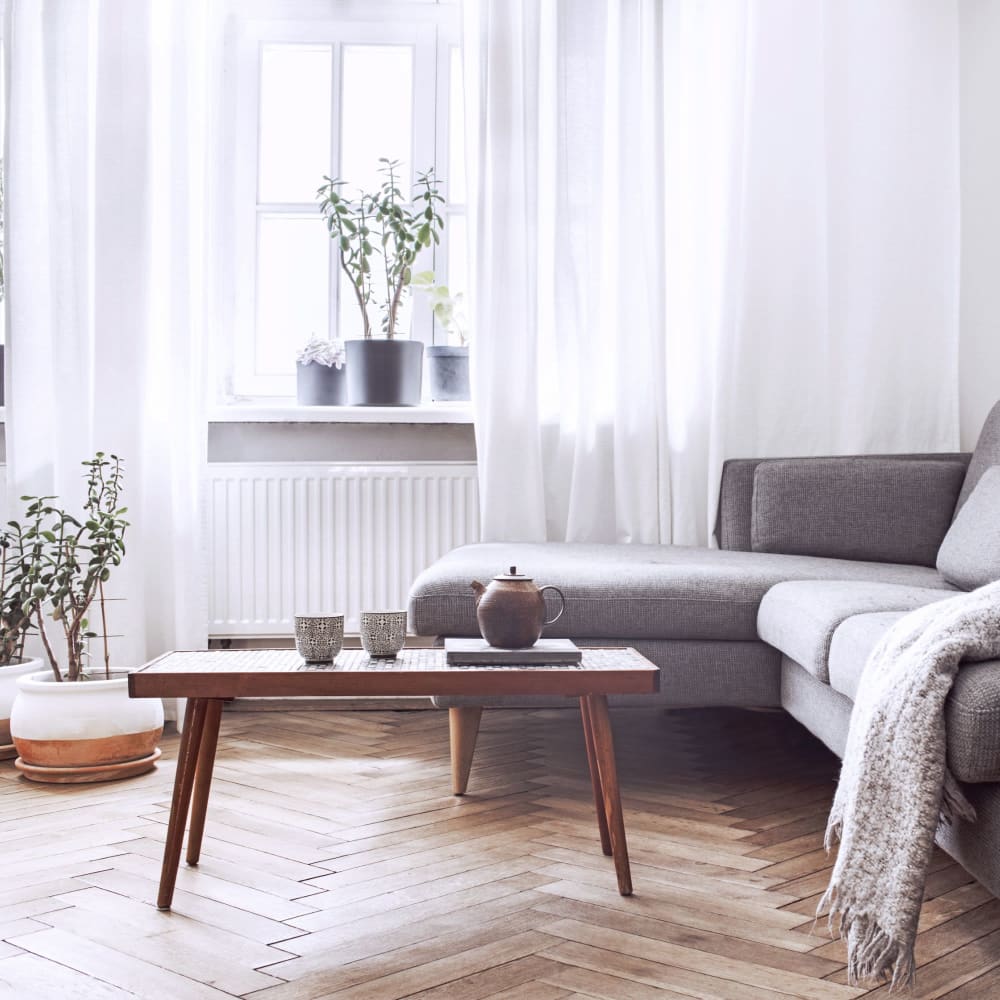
[751, 457, 966, 566]
[957, 400, 1000, 512]
[937, 466, 1000, 590]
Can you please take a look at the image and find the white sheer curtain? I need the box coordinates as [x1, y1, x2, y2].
[5, 0, 210, 718]
[466, 0, 960, 546]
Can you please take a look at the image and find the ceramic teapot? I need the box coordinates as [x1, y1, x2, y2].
[470, 566, 566, 649]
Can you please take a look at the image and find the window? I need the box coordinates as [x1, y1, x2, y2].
[220, 1, 464, 400]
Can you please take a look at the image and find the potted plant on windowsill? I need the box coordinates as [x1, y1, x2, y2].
[317, 159, 445, 405]
[9, 454, 164, 783]
[411, 271, 470, 402]
[0, 522, 43, 759]
[296, 336, 347, 405]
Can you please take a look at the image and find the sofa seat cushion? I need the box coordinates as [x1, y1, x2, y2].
[829, 610, 1000, 784]
[409, 542, 952, 642]
[757, 581, 955, 682]
[827, 612, 903, 699]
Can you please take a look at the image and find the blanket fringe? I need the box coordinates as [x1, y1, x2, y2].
[817, 884, 915, 990]
[824, 813, 842, 853]
[941, 771, 977, 826]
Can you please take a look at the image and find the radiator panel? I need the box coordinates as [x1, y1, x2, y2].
[208, 463, 480, 636]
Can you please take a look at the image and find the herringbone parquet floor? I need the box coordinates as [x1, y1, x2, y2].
[0, 706, 998, 999]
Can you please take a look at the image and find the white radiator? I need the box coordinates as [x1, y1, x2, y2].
[208, 462, 480, 637]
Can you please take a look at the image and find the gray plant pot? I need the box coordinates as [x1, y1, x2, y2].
[345, 339, 424, 406]
[426, 346, 470, 402]
[296, 361, 347, 405]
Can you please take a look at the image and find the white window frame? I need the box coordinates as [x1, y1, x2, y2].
[217, 0, 460, 402]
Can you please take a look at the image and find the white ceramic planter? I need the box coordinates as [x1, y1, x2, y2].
[11, 671, 164, 783]
[0, 657, 44, 746]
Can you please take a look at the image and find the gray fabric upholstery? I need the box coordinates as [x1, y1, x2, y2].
[780, 656, 852, 758]
[758, 581, 954, 682]
[751, 458, 966, 567]
[409, 542, 951, 642]
[430, 638, 781, 710]
[717, 453, 971, 552]
[717, 459, 765, 551]
[829, 610, 1000, 784]
[936, 780, 1000, 899]
[958, 400, 1000, 511]
[827, 612, 903, 699]
[937, 466, 1000, 590]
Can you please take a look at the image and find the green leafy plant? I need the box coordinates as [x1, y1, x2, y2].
[317, 159, 445, 339]
[410, 271, 469, 347]
[0, 521, 38, 666]
[21, 454, 129, 682]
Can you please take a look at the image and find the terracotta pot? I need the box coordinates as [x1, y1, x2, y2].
[0, 657, 44, 746]
[10, 671, 164, 783]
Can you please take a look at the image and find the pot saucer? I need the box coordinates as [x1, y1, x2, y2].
[14, 747, 161, 784]
[0, 743, 15, 761]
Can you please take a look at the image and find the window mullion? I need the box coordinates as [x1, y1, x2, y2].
[329, 40, 342, 345]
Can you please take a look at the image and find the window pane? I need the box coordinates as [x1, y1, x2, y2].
[341, 45, 413, 194]
[256, 216, 330, 375]
[448, 214, 467, 299]
[441, 213, 468, 345]
[259, 45, 332, 203]
[449, 46, 465, 205]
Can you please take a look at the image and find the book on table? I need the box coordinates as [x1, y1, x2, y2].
[444, 638, 582, 666]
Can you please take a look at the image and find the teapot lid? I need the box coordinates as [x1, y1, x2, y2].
[494, 565, 532, 581]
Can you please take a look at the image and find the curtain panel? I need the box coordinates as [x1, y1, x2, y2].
[5, 0, 211, 715]
[465, 0, 960, 546]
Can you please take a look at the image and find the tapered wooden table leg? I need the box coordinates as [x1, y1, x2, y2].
[157, 698, 208, 910]
[584, 694, 632, 896]
[185, 699, 224, 867]
[449, 706, 483, 795]
[580, 697, 612, 856]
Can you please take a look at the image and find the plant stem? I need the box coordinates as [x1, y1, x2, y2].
[35, 606, 62, 682]
[99, 579, 110, 679]
[340, 253, 371, 338]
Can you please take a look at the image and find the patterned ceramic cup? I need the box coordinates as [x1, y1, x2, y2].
[294, 614, 345, 663]
[360, 611, 408, 658]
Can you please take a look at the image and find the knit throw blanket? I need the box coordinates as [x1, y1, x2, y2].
[821, 579, 1000, 988]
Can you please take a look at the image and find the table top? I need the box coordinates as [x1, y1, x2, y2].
[128, 647, 660, 700]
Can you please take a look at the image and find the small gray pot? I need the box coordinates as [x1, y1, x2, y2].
[296, 362, 347, 405]
[346, 339, 423, 406]
[426, 346, 470, 402]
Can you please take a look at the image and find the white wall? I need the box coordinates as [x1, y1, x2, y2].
[960, 0, 1000, 449]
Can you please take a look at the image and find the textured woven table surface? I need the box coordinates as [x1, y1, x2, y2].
[133, 647, 656, 675]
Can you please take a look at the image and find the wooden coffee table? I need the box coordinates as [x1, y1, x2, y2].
[129, 647, 660, 909]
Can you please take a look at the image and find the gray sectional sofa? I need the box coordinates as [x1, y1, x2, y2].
[408, 401, 1000, 896]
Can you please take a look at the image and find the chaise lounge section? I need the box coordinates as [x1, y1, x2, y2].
[408, 401, 1000, 896]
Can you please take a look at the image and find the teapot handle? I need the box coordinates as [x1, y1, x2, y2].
[540, 585, 566, 627]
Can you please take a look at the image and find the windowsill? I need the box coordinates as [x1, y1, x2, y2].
[209, 402, 474, 424]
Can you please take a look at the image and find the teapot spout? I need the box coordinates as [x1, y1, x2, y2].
[470, 580, 486, 604]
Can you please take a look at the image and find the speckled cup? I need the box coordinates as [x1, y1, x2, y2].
[294, 615, 345, 663]
[360, 611, 407, 658]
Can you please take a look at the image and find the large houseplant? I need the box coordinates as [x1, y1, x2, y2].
[317, 159, 445, 405]
[9, 454, 164, 783]
[411, 271, 470, 401]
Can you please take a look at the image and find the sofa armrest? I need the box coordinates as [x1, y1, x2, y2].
[715, 453, 971, 554]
